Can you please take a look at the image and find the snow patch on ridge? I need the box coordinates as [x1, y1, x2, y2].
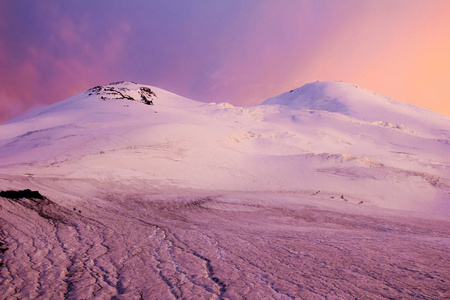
[371, 121, 406, 130]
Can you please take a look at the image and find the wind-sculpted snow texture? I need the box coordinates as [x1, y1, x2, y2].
[1, 186, 449, 299]
[0, 81, 449, 299]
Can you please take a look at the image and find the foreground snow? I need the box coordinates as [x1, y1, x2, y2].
[1, 182, 449, 299]
[0, 81, 449, 298]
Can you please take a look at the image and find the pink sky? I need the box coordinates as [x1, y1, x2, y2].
[0, 0, 449, 123]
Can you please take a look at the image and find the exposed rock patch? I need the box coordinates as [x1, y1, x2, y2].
[86, 82, 156, 105]
[139, 87, 156, 105]
[0, 189, 44, 200]
[0, 189, 72, 225]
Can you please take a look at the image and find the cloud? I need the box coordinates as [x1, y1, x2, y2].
[0, 2, 132, 123]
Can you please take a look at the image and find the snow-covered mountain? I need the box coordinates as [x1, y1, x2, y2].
[0, 80, 449, 213]
[1, 81, 449, 299]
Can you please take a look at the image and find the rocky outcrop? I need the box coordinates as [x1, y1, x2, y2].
[86, 82, 156, 105]
[0, 189, 44, 200]
[139, 87, 156, 105]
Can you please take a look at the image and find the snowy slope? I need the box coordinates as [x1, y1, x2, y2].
[262, 81, 449, 136]
[0, 81, 449, 213]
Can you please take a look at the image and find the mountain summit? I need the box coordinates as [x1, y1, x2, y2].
[262, 81, 448, 130]
[262, 81, 395, 116]
[86, 81, 157, 105]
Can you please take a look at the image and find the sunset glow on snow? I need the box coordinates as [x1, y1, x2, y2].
[0, 0, 449, 123]
[1, 2, 450, 297]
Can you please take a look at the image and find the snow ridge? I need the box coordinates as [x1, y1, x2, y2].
[261, 81, 449, 129]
